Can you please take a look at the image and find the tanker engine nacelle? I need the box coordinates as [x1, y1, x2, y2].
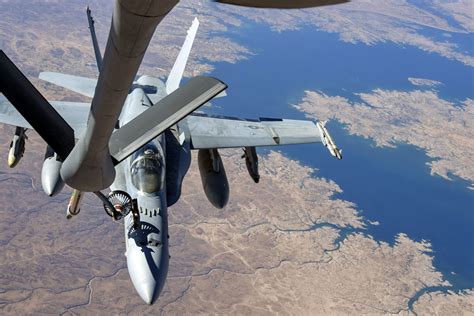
[41, 145, 65, 197]
[198, 148, 229, 209]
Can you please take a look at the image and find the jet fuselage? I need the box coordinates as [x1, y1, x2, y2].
[110, 77, 174, 304]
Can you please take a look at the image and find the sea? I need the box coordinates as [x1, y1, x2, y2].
[205, 19, 474, 294]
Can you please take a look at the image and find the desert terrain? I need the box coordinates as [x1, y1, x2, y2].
[0, 0, 472, 314]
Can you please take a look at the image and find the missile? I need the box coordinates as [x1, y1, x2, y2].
[317, 121, 342, 160]
[242, 147, 260, 183]
[41, 146, 65, 196]
[67, 189, 84, 219]
[7, 126, 27, 168]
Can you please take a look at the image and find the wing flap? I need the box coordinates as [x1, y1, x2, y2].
[185, 114, 322, 149]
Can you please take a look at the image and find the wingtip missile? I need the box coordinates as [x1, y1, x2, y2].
[317, 121, 342, 160]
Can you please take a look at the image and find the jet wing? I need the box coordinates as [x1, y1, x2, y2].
[0, 94, 90, 136]
[185, 113, 322, 149]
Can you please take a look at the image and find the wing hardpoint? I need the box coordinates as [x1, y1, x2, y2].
[185, 113, 322, 149]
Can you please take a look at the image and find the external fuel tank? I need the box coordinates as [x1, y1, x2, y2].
[198, 148, 229, 209]
[41, 145, 65, 197]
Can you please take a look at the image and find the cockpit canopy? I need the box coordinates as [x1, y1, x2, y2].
[130, 143, 164, 193]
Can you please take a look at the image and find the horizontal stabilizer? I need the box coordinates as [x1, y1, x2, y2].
[110, 76, 227, 164]
[39, 72, 97, 98]
[214, 0, 348, 8]
[0, 51, 75, 160]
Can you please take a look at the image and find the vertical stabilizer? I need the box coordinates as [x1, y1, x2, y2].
[166, 18, 200, 95]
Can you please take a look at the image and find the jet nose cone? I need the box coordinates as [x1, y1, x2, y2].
[137, 280, 158, 305]
[126, 241, 169, 305]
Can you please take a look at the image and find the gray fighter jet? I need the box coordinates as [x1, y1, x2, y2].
[0, 0, 344, 304]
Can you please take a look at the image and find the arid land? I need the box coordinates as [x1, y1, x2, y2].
[0, 130, 472, 314]
[0, 0, 473, 314]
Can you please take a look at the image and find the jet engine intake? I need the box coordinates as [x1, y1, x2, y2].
[198, 149, 229, 209]
[41, 145, 65, 196]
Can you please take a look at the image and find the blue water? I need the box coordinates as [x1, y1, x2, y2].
[207, 22, 474, 290]
[407, 0, 464, 31]
[418, 27, 474, 58]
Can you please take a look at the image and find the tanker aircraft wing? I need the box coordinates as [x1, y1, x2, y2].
[214, 0, 348, 8]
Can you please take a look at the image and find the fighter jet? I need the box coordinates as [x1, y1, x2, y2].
[0, 0, 345, 304]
